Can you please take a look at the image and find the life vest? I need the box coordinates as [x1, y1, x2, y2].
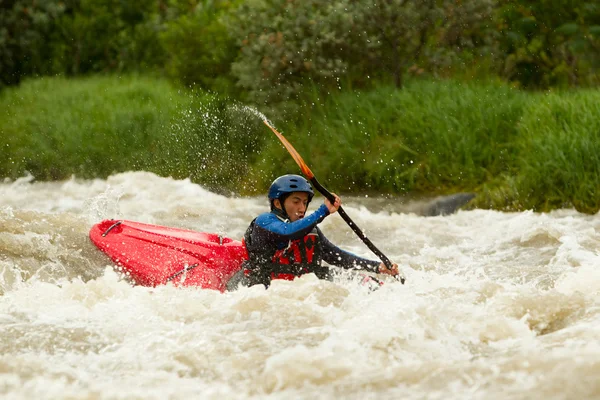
[242, 219, 330, 286]
[269, 232, 320, 280]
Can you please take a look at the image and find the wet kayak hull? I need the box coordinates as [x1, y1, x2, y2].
[89, 220, 247, 292]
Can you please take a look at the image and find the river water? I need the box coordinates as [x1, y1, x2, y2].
[1, 171, 599, 399]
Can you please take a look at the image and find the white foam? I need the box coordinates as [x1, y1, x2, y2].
[1, 173, 599, 399]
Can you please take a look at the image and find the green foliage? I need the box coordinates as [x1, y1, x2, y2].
[0, 75, 180, 179]
[52, 0, 162, 75]
[250, 79, 529, 194]
[3, 0, 600, 98]
[0, 0, 66, 87]
[0, 0, 241, 92]
[498, 0, 600, 88]
[512, 90, 600, 213]
[159, 0, 239, 94]
[429, 0, 501, 78]
[228, 0, 357, 105]
[0, 75, 265, 191]
[228, 0, 498, 106]
[2, 74, 600, 213]
[2, 1, 600, 215]
[350, 0, 497, 88]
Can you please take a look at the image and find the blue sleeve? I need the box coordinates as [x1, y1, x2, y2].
[254, 204, 330, 240]
[319, 228, 380, 272]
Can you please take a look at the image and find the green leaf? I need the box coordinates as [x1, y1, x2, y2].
[569, 38, 588, 53]
[589, 25, 600, 38]
[506, 31, 524, 43]
[554, 23, 579, 36]
[517, 17, 537, 34]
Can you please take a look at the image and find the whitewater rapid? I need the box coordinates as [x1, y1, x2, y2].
[1, 172, 599, 399]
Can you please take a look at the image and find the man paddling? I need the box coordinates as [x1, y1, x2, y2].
[227, 174, 399, 289]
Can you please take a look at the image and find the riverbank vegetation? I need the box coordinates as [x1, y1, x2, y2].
[1, 0, 599, 213]
[1, 75, 598, 213]
[0, 76, 266, 191]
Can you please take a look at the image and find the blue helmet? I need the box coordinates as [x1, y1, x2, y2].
[268, 174, 314, 202]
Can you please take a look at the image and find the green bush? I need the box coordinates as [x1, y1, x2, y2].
[228, 0, 357, 106]
[228, 0, 497, 107]
[159, 0, 239, 94]
[52, 0, 163, 75]
[0, 0, 66, 87]
[498, 0, 600, 88]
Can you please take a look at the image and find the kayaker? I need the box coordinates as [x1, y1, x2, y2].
[226, 174, 399, 290]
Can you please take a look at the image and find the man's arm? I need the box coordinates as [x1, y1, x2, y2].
[254, 204, 330, 240]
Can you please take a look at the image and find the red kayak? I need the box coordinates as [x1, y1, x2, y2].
[89, 220, 248, 292]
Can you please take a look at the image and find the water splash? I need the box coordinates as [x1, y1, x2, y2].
[84, 185, 124, 222]
[230, 104, 273, 127]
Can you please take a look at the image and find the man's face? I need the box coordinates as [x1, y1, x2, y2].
[277, 191, 310, 222]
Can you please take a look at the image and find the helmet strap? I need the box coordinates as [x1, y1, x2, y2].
[271, 194, 291, 220]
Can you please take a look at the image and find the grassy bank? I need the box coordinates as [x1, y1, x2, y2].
[1, 76, 179, 179]
[0, 75, 265, 193]
[251, 80, 530, 195]
[1, 75, 598, 213]
[514, 90, 600, 214]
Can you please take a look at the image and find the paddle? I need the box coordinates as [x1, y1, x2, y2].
[263, 119, 405, 284]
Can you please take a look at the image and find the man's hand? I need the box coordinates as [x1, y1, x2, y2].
[325, 193, 341, 214]
[378, 262, 399, 276]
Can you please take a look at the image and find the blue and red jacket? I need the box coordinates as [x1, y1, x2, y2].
[242, 204, 380, 287]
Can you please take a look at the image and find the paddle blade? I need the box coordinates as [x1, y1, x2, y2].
[263, 119, 314, 179]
